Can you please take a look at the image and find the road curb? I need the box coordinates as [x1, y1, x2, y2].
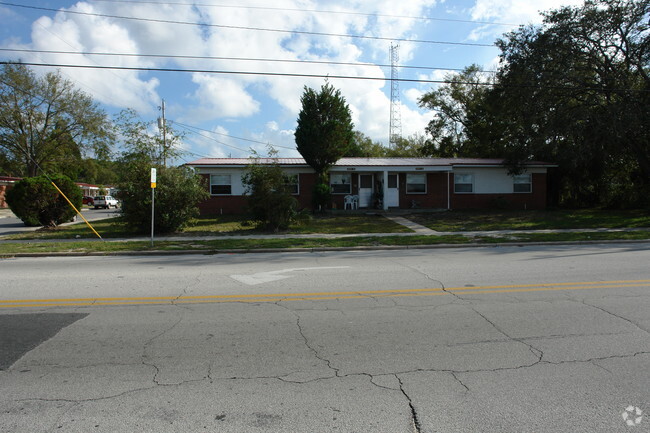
[2, 238, 649, 258]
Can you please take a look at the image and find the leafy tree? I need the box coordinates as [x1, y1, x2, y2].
[242, 148, 303, 231]
[384, 133, 430, 157]
[418, 65, 498, 158]
[295, 82, 354, 210]
[113, 111, 207, 234]
[346, 131, 386, 157]
[77, 158, 118, 186]
[114, 109, 183, 166]
[6, 174, 81, 227]
[117, 162, 208, 234]
[492, 0, 650, 207]
[346, 131, 433, 158]
[0, 63, 113, 177]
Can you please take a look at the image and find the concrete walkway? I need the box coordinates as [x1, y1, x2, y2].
[383, 215, 438, 234]
[0, 209, 648, 245]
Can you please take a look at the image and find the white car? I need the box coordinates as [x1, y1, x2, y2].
[93, 195, 119, 209]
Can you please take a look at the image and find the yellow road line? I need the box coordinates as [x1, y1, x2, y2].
[0, 280, 648, 308]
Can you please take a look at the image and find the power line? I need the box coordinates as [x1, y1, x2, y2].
[5, 61, 647, 93]
[30, 21, 128, 107]
[89, 0, 518, 27]
[173, 121, 295, 150]
[174, 123, 254, 154]
[0, 2, 495, 48]
[1, 61, 490, 85]
[0, 48, 496, 73]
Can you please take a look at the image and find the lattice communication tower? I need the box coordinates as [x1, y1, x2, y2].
[389, 43, 402, 147]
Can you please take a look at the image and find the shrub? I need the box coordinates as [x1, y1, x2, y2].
[312, 182, 331, 212]
[117, 163, 209, 234]
[243, 153, 303, 232]
[6, 175, 82, 227]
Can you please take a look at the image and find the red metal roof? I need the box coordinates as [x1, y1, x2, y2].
[187, 157, 555, 168]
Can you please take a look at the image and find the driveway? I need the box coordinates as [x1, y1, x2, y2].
[0, 208, 120, 236]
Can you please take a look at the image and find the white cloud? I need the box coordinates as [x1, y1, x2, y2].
[468, 0, 585, 40]
[404, 88, 425, 105]
[187, 74, 260, 120]
[3, 0, 448, 155]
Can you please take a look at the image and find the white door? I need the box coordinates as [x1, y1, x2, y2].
[358, 174, 373, 207]
[387, 174, 399, 207]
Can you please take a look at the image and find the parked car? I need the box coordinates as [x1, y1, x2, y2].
[93, 195, 119, 209]
[83, 196, 94, 206]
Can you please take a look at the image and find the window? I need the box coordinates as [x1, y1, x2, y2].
[406, 173, 426, 193]
[513, 174, 532, 193]
[360, 174, 373, 189]
[330, 173, 351, 194]
[454, 173, 474, 193]
[210, 174, 232, 195]
[284, 174, 299, 195]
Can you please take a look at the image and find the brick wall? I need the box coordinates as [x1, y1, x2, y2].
[399, 172, 448, 209]
[195, 171, 549, 214]
[0, 185, 8, 208]
[450, 173, 547, 210]
[197, 172, 319, 215]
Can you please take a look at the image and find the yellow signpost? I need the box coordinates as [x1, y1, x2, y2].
[151, 168, 156, 246]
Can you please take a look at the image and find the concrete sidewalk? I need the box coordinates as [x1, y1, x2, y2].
[0, 208, 15, 219]
[1, 210, 648, 245]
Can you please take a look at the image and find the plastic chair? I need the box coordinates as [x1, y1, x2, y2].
[344, 195, 354, 210]
[350, 195, 359, 210]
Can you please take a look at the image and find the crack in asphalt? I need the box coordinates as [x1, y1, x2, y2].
[471, 306, 544, 364]
[19, 385, 158, 405]
[397, 262, 467, 304]
[396, 374, 422, 433]
[541, 350, 650, 366]
[48, 401, 78, 433]
[273, 302, 339, 379]
[450, 371, 470, 392]
[141, 315, 184, 386]
[579, 299, 650, 335]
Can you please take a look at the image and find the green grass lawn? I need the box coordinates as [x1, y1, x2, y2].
[404, 209, 650, 232]
[2, 213, 412, 241]
[2, 209, 649, 255]
[2, 230, 649, 256]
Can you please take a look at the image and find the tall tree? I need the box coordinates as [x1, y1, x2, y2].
[493, 0, 650, 206]
[0, 63, 112, 177]
[113, 110, 207, 234]
[242, 147, 301, 232]
[418, 65, 498, 158]
[294, 82, 354, 182]
[346, 131, 429, 157]
[346, 131, 385, 157]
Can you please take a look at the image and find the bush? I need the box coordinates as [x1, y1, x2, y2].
[6, 175, 82, 227]
[243, 154, 303, 232]
[117, 162, 209, 234]
[312, 182, 331, 212]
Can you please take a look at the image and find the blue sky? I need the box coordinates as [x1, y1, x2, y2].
[0, 0, 582, 164]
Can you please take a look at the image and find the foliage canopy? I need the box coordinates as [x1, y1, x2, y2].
[294, 82, 354, 181]
[242, 149, 304, 231]
[0, 63, 112, 178]
[418, 0, 650, 207]
[6, 174, 82, 227]
[113, 110, 208, 234]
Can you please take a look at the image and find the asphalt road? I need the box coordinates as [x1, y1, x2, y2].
[0, 244, 649, 432]
[0, 207, 119, 236]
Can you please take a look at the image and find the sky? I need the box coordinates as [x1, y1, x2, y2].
[0, 0, 584, 164]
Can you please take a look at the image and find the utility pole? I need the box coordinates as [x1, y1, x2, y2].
[158, 99, 167, 166]
[389, 43, 402, 148]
